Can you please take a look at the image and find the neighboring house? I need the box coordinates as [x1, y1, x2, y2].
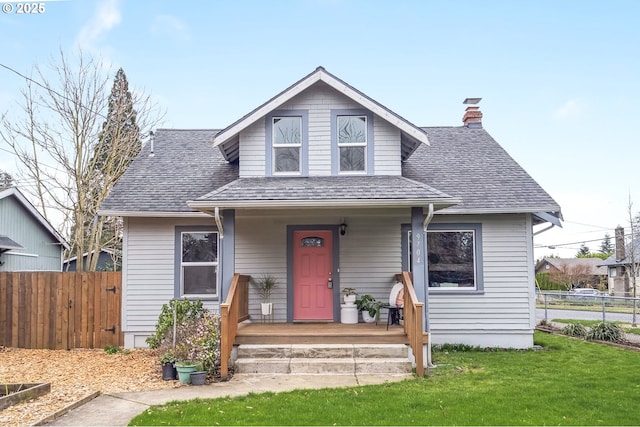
[64, 248, 119, 272]
[599, 226, 640, 296]
[99, 67, 561, 349]
[0, 187, 69, 271]
[534, 257, 607, 288]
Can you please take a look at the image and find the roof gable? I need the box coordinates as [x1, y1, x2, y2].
[213, 66, 429, 162]
[0, 187, 69, 249]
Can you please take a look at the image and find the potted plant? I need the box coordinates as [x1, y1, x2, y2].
[252, 274, 279, 315]
[175, 360, 200, 384]
[356, 294, 384, 323]
[160, 351, 177, 381]
[342, 287, 358, 305]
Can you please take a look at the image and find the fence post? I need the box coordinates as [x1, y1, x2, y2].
[544, 293, 548, 322]
[601, 296, 606, 323]
[633, 298, 638, 327]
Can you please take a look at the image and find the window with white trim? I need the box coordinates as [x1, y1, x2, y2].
[337, 115, 367, 173]
[272, 116, 302, 173]
[180, 231, 218, 297]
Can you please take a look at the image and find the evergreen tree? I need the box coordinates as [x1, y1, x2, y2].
[94, 68, 141, 174]
[576, 243, 590, 257]
[0, 170, 14, 190]
[79, 68, 141, 270]
[599, 233, 614, 256]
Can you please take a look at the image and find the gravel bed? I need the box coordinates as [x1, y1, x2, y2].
[0, 347, 179, 426]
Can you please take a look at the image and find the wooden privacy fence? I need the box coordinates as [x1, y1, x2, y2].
[0, 272, 123, 349]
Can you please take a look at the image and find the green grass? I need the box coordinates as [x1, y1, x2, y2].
[553, 318, 640, 335]
[130, 332, 640, 426]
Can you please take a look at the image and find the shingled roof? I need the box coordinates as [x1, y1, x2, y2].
[405, 127, 561, 216]
[99, 129, 238, 215]
[188, 175, 458, 210]
[100, 125, 560, 218]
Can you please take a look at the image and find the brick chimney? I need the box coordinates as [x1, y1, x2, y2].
[463, 98, 483, 128]
[615, 225, 626, 262]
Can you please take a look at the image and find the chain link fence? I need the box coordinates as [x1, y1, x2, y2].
[537, 291, 640, 343]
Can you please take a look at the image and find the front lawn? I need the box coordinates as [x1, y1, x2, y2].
[130, 332, 640, 426]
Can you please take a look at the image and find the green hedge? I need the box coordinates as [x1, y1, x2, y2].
[536, 272, 567, 291]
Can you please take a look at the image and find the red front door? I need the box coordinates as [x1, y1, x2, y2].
[293, 230, 334, 321]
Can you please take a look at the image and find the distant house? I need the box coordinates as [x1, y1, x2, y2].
[64, 248, 119, 272]
[0, 187, 69, 271]
[535, 257, 607, 288]
[599, 226, 640, 296]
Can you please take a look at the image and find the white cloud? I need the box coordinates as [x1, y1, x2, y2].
[75, 0, 122, 51]
[151, 15, 191, 41]
[553, 99, 585, 120]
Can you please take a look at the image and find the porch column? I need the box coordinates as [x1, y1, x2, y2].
[411, 207, 429, 331]
[220, 209, 235, 301]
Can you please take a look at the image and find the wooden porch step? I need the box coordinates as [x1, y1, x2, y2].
[234, 322, 409, 345]
[234, 343, 412, 375]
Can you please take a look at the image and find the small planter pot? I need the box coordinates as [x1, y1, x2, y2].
[190, 371, 206, 386]
[261, 302, 273, 315]
[176, 364, 198, 384]
[361, 311, 376, 323]
[162, 362, 177, 381]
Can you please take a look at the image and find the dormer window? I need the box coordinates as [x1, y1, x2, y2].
[266, 110, 308, 176]
[338, 115, 367, 172]
[331, 109, 374, 175]
[273, 116, 301, 173]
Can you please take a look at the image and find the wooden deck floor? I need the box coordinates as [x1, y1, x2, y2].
[234, 322, 410, 345]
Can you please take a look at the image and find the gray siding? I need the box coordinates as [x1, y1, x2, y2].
[0, 196, 62, 271]
[428, 214, 535, 348]
[122, 216, 218, 347]
[122, 212, 536, 348]
[238, 85, 402, 178]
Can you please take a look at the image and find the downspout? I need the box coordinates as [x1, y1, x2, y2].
[214, 207, 224, 305]
[214, 207, 224, 239]
[423, 203, 434, 368]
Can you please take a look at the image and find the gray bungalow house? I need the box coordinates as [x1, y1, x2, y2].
[99, 67, 561, 350]
[0, 187, 69, 271]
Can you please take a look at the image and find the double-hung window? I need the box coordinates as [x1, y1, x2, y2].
[337, 115, 367, 173]
[272, 116, 302, 174]
[266, 111, 308, 176]
[179, 230, 218, 297]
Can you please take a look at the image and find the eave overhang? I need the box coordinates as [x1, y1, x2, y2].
[213, 67, 429, 162]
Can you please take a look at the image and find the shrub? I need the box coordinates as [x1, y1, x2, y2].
[562, 323, 588, 338]
[586, 322, 624, 342]
[146, 298, 206, 349]
[156, 310, 221, 375]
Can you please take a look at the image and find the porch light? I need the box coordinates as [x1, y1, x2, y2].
[340, 222, 347, 236]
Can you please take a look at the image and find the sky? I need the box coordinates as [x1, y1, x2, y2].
[0, 0, 638, 261]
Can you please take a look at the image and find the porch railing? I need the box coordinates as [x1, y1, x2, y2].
[220, 273, 250, 378]
[396, 272, 425, 377]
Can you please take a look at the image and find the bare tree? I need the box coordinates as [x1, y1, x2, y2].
[548, 262, 592, 290]
[0, 49, 163, 271]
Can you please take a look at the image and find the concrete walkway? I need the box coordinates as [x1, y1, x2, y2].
[44, 373, 412, 426]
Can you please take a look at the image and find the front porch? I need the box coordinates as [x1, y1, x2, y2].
[220, 273, 427, 377]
